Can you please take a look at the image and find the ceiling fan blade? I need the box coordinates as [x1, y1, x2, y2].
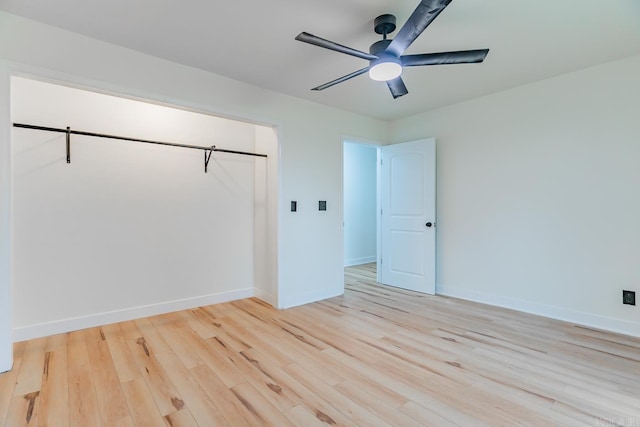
[402, 49, 489, 67]
[387, 77, 409, 99]
[312, 67, 370, 91]
[386, 0, 452, 57]
[296, 32, 377, 61]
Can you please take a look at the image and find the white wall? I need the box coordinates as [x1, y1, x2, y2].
[343, 142, 377, 266]
[0, 62, 12, 373]
[391, 54, 640, 336]
[11, 77, 266, 340]
[0, 11, 388, 365]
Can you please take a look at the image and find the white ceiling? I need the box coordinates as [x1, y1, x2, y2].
[1, 0, 640, 120]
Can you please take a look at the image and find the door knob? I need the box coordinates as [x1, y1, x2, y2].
[425, 222, 433, 228]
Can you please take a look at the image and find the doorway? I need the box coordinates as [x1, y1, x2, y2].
[343, 138, 436, 294]
[343, 141, 378, 270]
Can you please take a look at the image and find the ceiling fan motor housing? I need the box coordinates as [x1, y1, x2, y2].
[368, 39, 402, 81]
[369, 39, 400, 68]
[370, 39, 392, 56]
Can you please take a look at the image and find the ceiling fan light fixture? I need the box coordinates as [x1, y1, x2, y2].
[368, 60, 402, 81]
[296, 1, 489, 98]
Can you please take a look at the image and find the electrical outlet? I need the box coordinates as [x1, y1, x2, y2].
[291, 201, 297, 212]
[319, 200, 327, 211]
[623, 290, 636, 306]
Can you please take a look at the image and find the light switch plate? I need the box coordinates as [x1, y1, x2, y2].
[623, 290, 636, 305]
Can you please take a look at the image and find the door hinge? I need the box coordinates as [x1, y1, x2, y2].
[380, 209, 383, 215]
[380, 159, 383, 166]
[380, 258, 383, 265]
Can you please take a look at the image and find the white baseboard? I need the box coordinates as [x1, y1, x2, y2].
[438, 285, 640, 338]
[344, 256, 376, 267]
[278, 288, 343, 309]
[254, 288, 276, 307]
[13, 288, 255, 342]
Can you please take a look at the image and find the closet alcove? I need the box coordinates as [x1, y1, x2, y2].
[11, 76, 278, 340]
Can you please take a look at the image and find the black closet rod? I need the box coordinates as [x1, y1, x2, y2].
[13, 122, 267, 173]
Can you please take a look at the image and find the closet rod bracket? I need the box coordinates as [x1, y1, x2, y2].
[66, 126, 71, 164]
[204, 147, 214, 173]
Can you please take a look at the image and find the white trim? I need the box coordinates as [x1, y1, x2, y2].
[254, 288, 276, 308]
[0, 62, 13, 373]
[278, 288, 343, 309]
[344, 256, 376, 267]
[438, 285, 640, 338]
[13, 288, 256, 342]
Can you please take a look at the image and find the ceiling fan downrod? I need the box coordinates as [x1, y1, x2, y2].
[374, 14, 397, 40]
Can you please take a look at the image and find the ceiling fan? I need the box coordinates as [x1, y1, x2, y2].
[295, 0, 489, 99]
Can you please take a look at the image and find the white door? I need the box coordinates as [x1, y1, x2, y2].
[379, 139, 436, 294]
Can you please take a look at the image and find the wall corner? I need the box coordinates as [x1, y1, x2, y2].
[0, 63, 13, 372]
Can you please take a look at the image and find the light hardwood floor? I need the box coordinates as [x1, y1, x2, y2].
[1, 263, 639, 426]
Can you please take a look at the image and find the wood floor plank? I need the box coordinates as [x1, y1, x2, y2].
[334, 380, 424, 427]
[243, 325, 345, 387]
[84, 326, 106, 344]
[12, 341, 26, 363]
[67, 332, 101, 427]
[162, 408, 199, 427]
[2, 263, 639, 426]
[283, 405, 327, 427]
[44, 333, 68, 352]
[121, 378, 166, 427]
[4, 391, 40, 427]
[196, 336, 246, 388]
[190, 365, 260, 427]
[0, 356, 22, 427]
[38, 347, 69, 427]
[197, 308, 253, 353]
[264, 367, 359, 427]
[229, 381, 296, 427]
[178, 309, 216, 339]
[149, 314, 203, 370]
[212, 340, 299, 413]
[132, 317, 174, 357]
[400, 400, 475, 427]
[87, 339, 130, 423]
[103, 330, 141, 384]
[13, 337, 47, 396]
[153, 351, 230, 426]
[126, 333, 182, 417]
[282, 363, 392, 427]
[117, 321, 143, 342]
[232, 348, 305, 413]
[103, 415, 135, 427]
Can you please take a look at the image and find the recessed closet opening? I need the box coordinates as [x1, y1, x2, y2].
[11, 76, 279, 341]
